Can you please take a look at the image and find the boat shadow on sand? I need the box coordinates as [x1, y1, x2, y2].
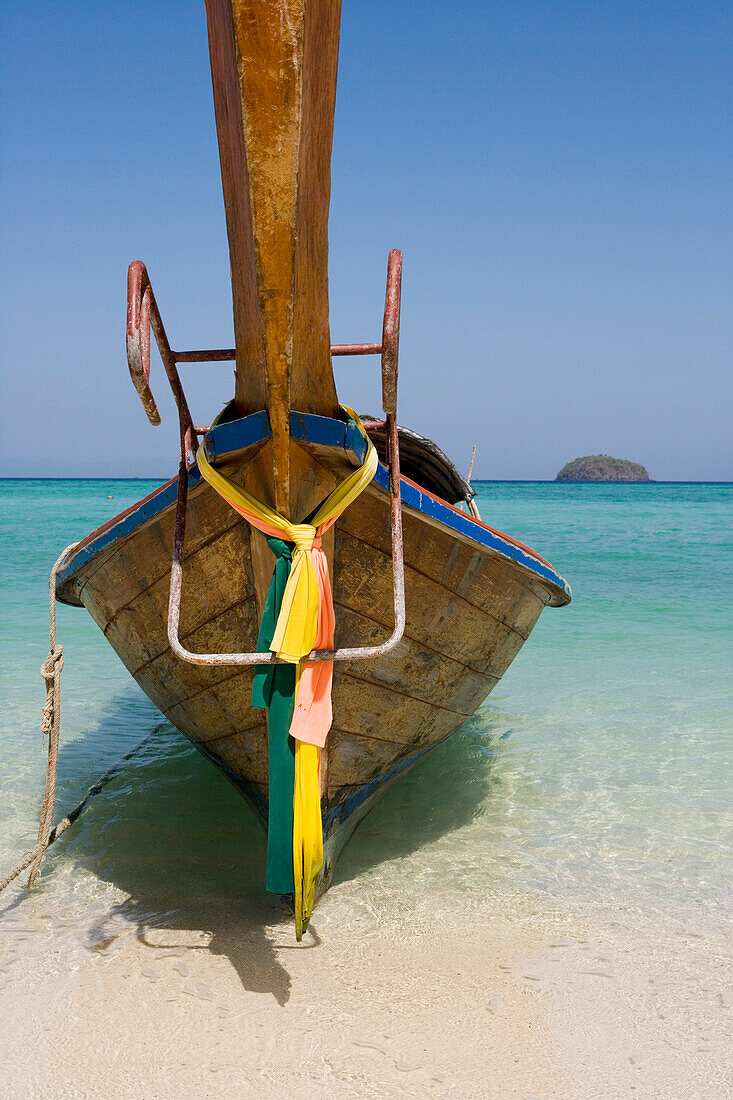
[8, 691, 509, 1005]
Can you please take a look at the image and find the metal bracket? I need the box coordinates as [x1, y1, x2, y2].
[127, 250, 406, 666]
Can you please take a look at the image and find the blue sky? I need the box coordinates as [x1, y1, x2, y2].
[1, 1, 731, 479]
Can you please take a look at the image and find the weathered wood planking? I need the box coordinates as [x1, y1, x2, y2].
[72, 461, 547, 862]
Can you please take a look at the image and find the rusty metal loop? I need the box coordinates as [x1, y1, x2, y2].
[125, 261, 197, 455]
[126, 262, 160, 425]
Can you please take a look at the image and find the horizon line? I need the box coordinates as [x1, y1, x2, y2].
[1, 476, 731, 486]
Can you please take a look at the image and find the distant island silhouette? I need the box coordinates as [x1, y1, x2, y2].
[557, 455, 650, 481]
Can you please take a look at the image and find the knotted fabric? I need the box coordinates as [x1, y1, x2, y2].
[196, 407, 378, 936]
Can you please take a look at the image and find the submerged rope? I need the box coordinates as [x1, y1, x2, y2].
[0, 543, 160, 896]
[27, 543, 79, 887]
[0, 729, 157, 895]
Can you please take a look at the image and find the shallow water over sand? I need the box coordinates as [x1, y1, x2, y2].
[0, 478, 730, 1095]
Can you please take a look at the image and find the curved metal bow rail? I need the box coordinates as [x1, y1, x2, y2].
[125, 250, 405, 667]
[126, 261, 201, 459]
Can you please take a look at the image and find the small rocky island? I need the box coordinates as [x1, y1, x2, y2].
[556, 455, 650, 481]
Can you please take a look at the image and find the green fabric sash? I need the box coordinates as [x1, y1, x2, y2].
[251, 536, 296, 894]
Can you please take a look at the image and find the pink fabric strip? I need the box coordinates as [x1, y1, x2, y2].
[212, 489, 338, 749]
[211, 490, 284, 541]
[289, 536, 335, 748]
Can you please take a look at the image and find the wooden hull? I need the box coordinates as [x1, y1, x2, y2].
[57, 412, 569, 886]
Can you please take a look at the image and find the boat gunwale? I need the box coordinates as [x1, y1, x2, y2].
[55, 409, 571, 605]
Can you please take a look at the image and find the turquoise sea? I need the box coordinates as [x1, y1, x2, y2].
[0, 478, 731, 937]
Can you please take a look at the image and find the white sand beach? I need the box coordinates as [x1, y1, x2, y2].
[1, 880, 729, 1099]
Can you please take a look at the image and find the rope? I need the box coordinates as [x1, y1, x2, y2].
[0, 728, 158, 895]
[1, 543, 78, 892]
[25, 544, 80, 887]
[0, 541, 161, 896]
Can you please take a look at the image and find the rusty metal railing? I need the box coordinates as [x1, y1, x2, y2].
[125, 250, 405, 667]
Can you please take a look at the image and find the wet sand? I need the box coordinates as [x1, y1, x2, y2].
[1, 883, 729, 1099]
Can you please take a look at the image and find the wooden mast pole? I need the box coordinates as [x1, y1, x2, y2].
[204, 0, 341, 516]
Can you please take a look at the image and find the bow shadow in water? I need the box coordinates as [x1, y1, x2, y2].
[14, 689, 508, 1003]
[331, 711, 509, 887]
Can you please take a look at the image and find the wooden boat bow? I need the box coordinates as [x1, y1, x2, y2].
[46, 1, 571, 926]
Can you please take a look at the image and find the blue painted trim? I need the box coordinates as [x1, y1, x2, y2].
[322, 729, 457, 834]
[290, 409, 369, 465]
[372, 464, 571, 599]
[288, 411, 571, 602]
[204, 720, 460, 837]
[57, 407, 570, 603]
[196, 717, 456, 838]
[206, 408, 270, 462]
[55, 409, 271, 590]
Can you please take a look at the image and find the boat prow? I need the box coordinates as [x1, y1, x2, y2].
[57, 386, 569, 887]
[50, 0, 571, 914]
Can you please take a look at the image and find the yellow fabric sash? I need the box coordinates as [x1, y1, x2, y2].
[196, 406, 377, 666]
[196, 406, 378, 937]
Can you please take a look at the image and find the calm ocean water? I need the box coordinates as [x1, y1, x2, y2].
[0, 478, 731, 935]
